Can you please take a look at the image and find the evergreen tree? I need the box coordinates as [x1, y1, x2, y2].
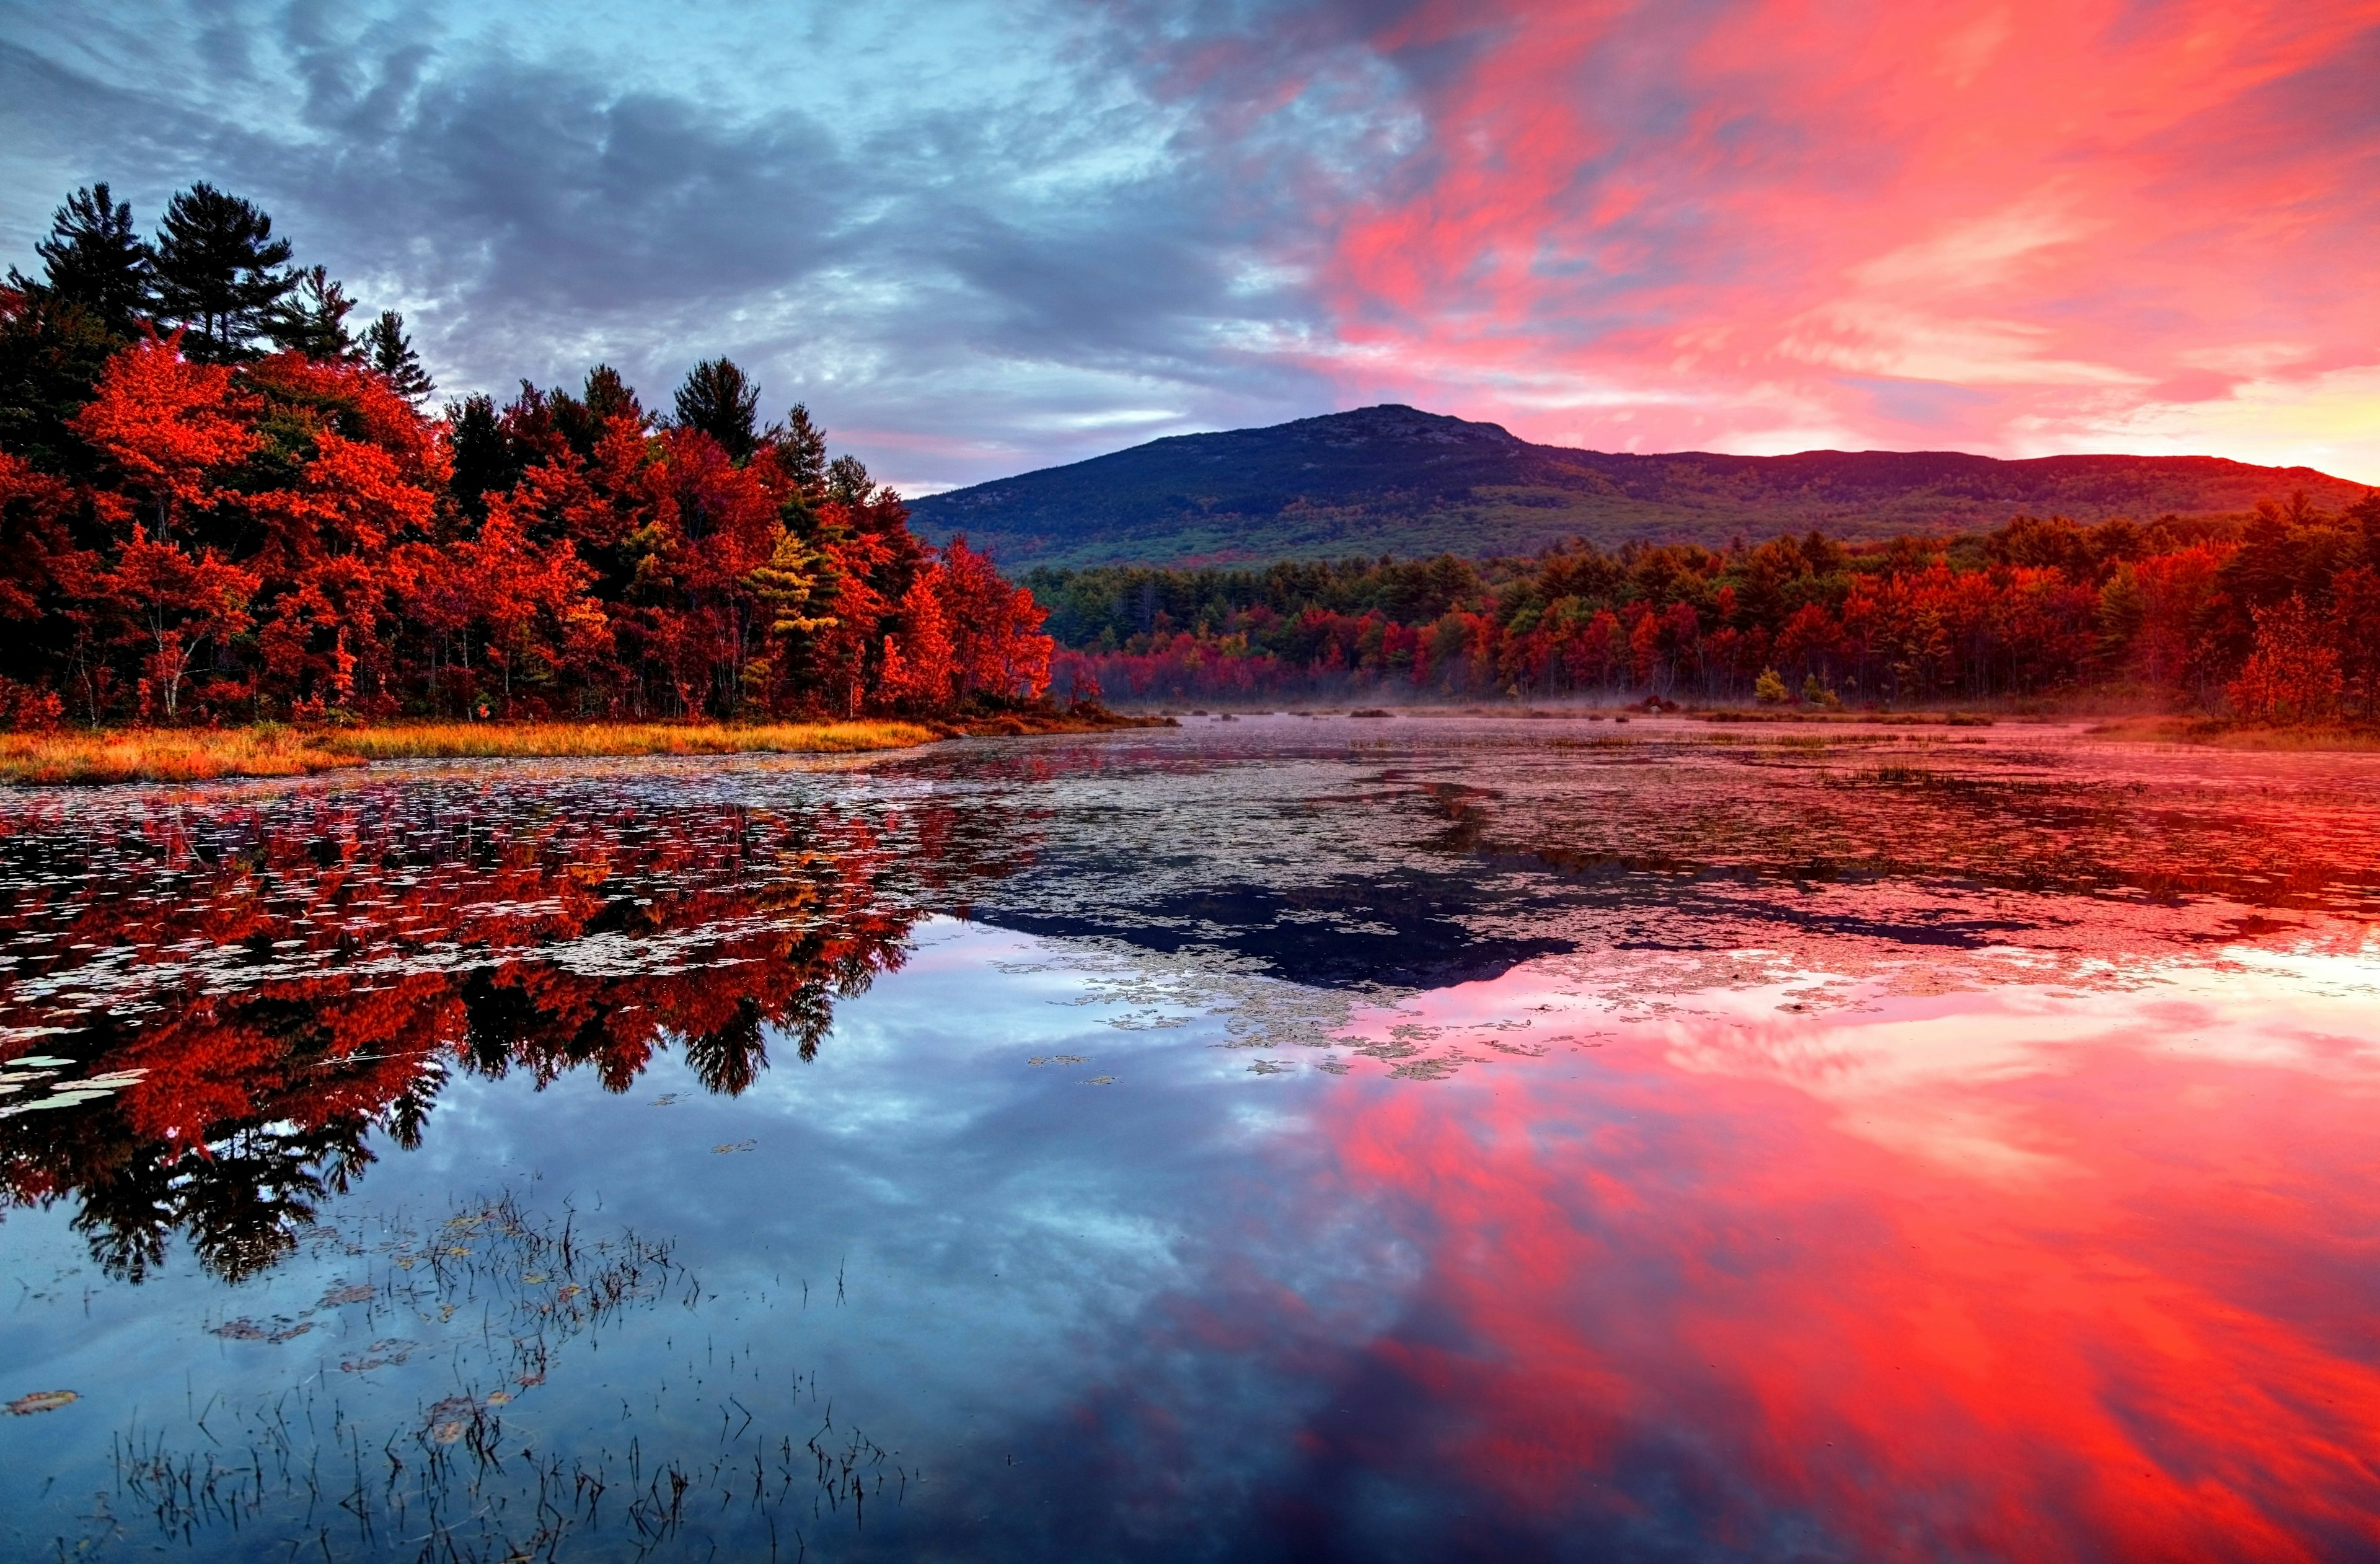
[149, 183, 297, 360]
[364, 310, 434, 403]
[8, 183, 151, 335]
[778, 403, 827, 497]
[0, 290, 122, 474]
[826, 453, 875, 507]
[582, 363, 642, 427]
[446, 393, 511, 519]
[267, 265, 359, 361]
[672, 357, 760, 461]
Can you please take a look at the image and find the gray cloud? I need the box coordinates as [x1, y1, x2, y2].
[0, 0, 1382, 491]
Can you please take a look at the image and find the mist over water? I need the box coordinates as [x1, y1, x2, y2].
[4, 718, 2377, 1561]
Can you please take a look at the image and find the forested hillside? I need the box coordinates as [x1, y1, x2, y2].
[0, 183, 1053, 729]
[911, 404, 2373, 568]
[1031, 501, 2380, 719]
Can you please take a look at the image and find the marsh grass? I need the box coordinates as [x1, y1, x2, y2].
[1, 719, 939, 785]
[330, 719, 938, 761]
[0, 725, 361, 785]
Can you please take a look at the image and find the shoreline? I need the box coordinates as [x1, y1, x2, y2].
[1127, 701, 2380, 750]
[7, 704, 2373, 786]
[0, 709, 1163, 787]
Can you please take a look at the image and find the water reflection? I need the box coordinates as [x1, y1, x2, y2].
[2, 723, 2378, 1561]
[0, 765, 1029, 1280]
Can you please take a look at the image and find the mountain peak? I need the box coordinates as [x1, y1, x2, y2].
[908, 406, 2368, 569]
[1276, 404, 1525, 449]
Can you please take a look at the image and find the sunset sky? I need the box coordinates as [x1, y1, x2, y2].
[4, 0, 2376, 492]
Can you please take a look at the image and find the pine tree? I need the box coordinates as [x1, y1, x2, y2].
[267, 266, 359, 361]
[672, 358, 760, 461]
[149, 183, 297, 361]
[825, 453, 875, 507]
[582, 363, 642, 426]
[0, 289, 123, 473]
[8, 183, 151, 335]
[446, 393, 512, 519]
[777, 403, 827, 498]
[364, 310, 434, 402]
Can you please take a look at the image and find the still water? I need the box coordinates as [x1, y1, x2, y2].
[2, 716, 2376, 1561]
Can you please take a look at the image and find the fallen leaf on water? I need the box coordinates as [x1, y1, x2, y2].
[7, 1390, 77, 1415]
[210, 1319, 265, 1340]
[522, 1273, 548, 1285]
[485, 1389, 512, 1405]
[426, 1394, 478, 1443]
[1082, 1075, 1116, 1086]
[320, 1283, 375, 1306]
[712, 1140, 756, 1154]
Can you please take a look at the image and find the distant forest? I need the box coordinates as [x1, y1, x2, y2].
[1031, 499, 2380, 719]
[0, 182, 1052, 727]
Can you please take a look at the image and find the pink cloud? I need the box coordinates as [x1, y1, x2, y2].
[1200, 0, 2380, 473]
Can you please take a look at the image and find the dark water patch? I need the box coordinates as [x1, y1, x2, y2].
[983, 872, 1576, 990]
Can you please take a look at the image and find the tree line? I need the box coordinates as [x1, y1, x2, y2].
[1030, 499, 2380, 721]
[0, 182, 1054, 727]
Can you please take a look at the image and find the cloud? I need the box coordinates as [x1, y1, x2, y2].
[1125, 0, 2380, 476]
[2, 0, 2374, 491]
[0, 0, 1355, 490]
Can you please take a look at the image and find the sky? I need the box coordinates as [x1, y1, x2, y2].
[3, 0, 2376, 493]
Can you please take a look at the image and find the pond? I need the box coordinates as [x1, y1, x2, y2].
[2, 715, 2377, 1562]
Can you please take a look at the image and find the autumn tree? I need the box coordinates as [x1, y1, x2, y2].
[104, 525, 259, 718]
[937, 538, 1054, 701]
[879, 565, 955, 708]
[2229, 596, 2343, 725]
[68, 330, 259, 539]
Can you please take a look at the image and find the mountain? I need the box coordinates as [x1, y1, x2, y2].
[906, 405, 2373, 568]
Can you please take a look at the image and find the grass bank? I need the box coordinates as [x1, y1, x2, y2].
[0, 726, 369, 785]
[332, 719, 939, 762]
[0, 706, 1170, 787]
[1, 719, 935, 786]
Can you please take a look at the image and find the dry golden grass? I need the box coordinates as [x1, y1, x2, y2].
[0, 726, 363, 785]
[328, 719, 939, 761]
[0, 719, 940, 786]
